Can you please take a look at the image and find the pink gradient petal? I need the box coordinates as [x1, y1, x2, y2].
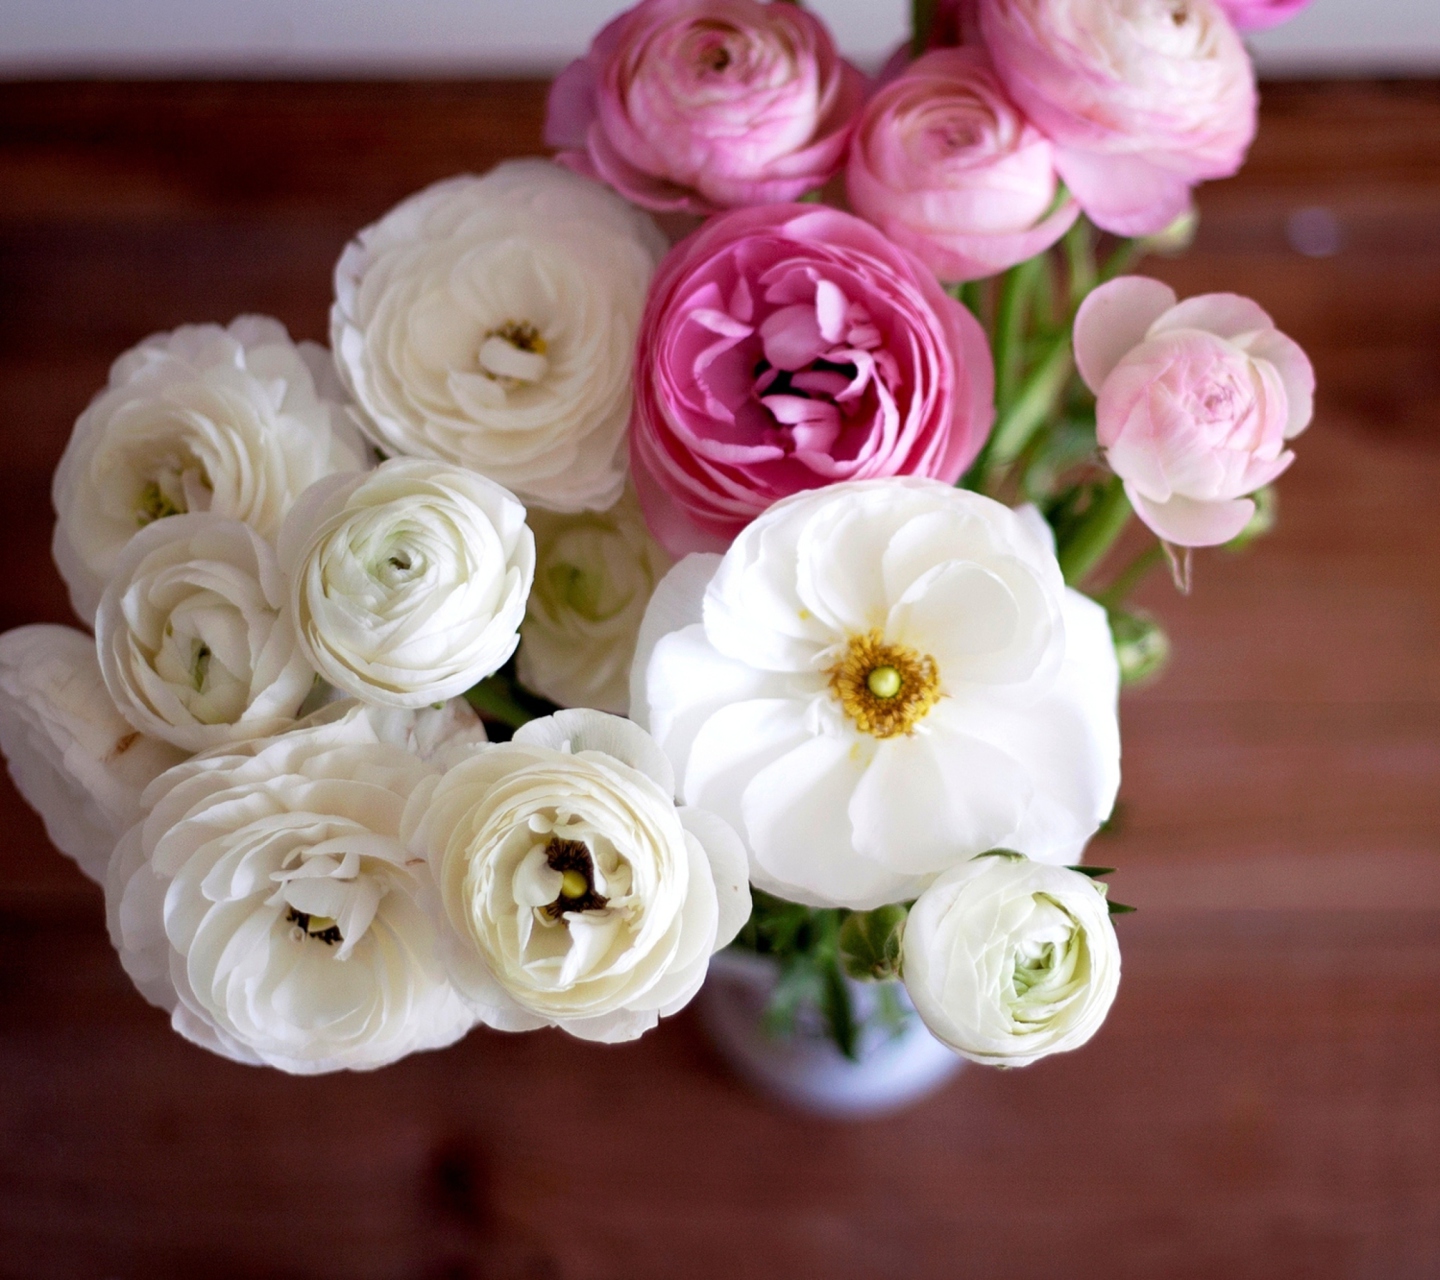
[1053, 146, 1198, 238]
[1150, 292, 1275, 341]
[1128, 487, 1256, 548]
[1074, 277, 1179, 394]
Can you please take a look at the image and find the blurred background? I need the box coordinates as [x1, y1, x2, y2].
[1, 2, 1439, 1278]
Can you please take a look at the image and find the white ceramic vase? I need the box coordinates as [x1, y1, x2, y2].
[698, 950, 963, 1118]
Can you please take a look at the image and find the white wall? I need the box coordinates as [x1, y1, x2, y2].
[0, 0, 1436, 77]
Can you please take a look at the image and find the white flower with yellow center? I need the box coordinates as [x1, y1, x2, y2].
[331, 160, 666, 512]
[902, 853, 1121, 1066]
[406, 709, 751, 1043]
[631, 477, 1121, 910]
[517, 488, 672, 716]
[105, 704, 474, 1074]
[52, 316, 367, 624]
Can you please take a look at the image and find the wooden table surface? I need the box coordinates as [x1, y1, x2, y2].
[0, 80, 1437, 1280]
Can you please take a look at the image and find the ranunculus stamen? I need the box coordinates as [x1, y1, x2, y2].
[136, 479, 185, 526]
[478, 321, 551, 389]
[542, 835, 611, 918]
[825, 629, 941, 739]
[286, 906, 343, 947]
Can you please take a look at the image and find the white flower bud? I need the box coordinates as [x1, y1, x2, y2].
[902, 854, 1121, 1066]
[278, 459, 535, 709]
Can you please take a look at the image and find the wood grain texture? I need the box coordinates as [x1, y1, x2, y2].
[0, 80, 1437, 1279]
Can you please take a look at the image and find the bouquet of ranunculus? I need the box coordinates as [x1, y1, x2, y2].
[0, 0, 1314, 1081]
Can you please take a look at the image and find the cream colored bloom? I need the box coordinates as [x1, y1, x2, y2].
[517, 489, 671, 716]
[407, 709, 750, 1043]
[903, 853, 1121, 1066]
[52, 316, 366, 623]
[279, 459, 534, 709]
[0, 624, 184, 882]
[331, 160, 666, 512]
[95, 514, 315, 753]
[106, 704, 474, 1073]
[632, 478, 1121, 910]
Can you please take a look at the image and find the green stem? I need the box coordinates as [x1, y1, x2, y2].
[1063, 216, 1097, 309]
[1098, 237, 1145, 285]
[993, 256, 1044, 411]
[912, 0, 938, 55]
[986, 333, 1073, 468]
[1096, 542, 1165, 612]
[1058, 478, 1133, 586]
[958, 279, 985, 328]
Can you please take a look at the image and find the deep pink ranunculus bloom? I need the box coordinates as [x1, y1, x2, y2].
[629, 205, 995, 556]
[545, 0, 867, 216]
[977, 0, 1257, 237]
[1075, 276, 1314, 547]
[847, 47, 1079, 284]
[1216, 0, 1313, 32]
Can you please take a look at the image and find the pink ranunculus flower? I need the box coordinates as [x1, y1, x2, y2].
[630, 204, 995, 556]
[1216, 0, 1313, 32]
[544, 0, 867, 215]
[1075, 276, 1314, 547]
[977, 0, 1257, 237]
[847, 47, 1079, 284]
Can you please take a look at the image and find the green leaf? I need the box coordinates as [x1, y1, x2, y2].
[820, 959, 859, 1061]
[838, 904, 908, 982]
[1108, 900, 1138, 915]
[1066, 865, 1116, 879]
[463, 674, 537, 730]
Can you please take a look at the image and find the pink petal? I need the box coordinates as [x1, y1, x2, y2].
[1074, 277, 1179, 394]
[1150, 293, 1274, 341]
[1054, 146, 1197, 238]
[1127, 487, 1256, 548]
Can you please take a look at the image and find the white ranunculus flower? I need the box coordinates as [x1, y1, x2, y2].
[95, 514, 315, 752]
[330, 160, 667, 512]
[902, 853, 1121, 1066]
[278, 458, 534, 709]
[0, 625, 185, 882]
[406, 709, 751, 1043]
[517, 488, 672, 716]
[632, 477, 1121, 911]
[105, 704, 474, 1073]
[52, 316, 367, 624]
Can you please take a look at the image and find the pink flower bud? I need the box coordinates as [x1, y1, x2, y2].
[630, 205, 995, 555]
[847, 48, 1078, 283]
[978, 0, 1257, 237]
[1075, 277, 1314, 547]
[545, 0, 867, 215]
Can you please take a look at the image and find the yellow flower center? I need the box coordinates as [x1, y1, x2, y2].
[825, 630, 941, 739]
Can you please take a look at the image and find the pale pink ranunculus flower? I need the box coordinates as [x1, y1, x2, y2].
[977, 0, 1257, 237]
[847, 47, 1079, 284]
[544, 0, 867, 215]
[1216, 0, 1313, 31]
[1075, 276, 1314, 547]
[629, 204, 995, 556]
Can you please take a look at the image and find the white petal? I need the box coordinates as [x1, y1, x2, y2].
[741, 733, 909, 910]
[629, 553, 722, 731]
[849, 719, 1032, 875]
